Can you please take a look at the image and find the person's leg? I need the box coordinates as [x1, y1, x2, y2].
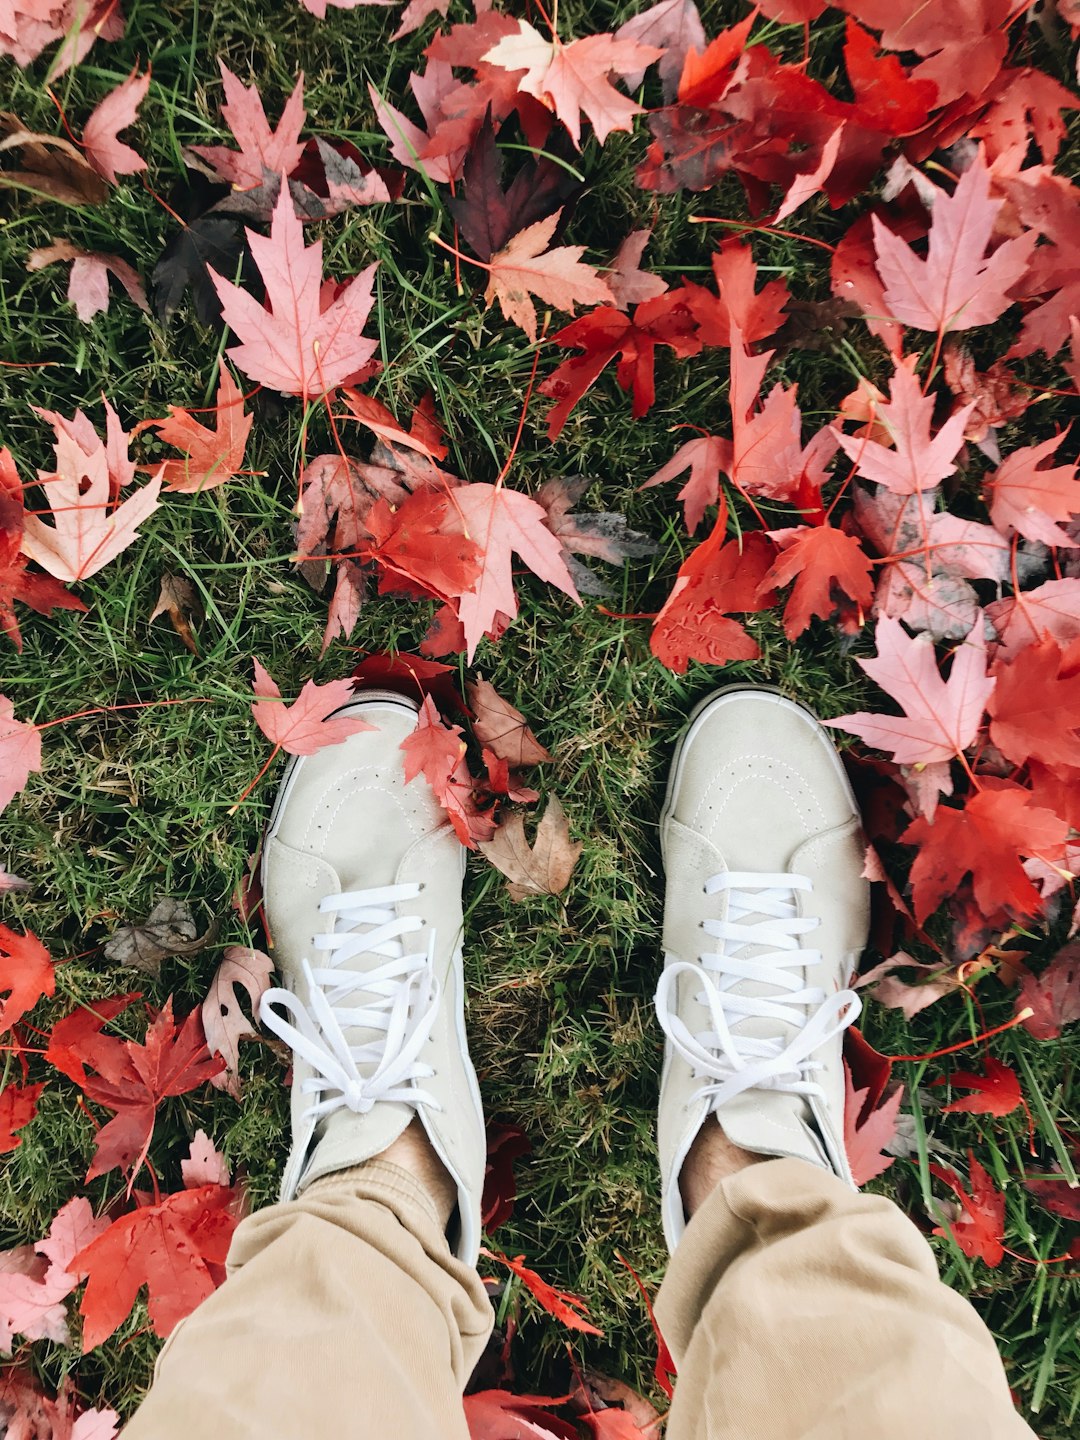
[657, 1147, 1033, 1439]
[124, 691, 493, 1439]
[652, 690, 1033, 1439]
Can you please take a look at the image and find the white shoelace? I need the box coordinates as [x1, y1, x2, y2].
[654, 871, 861, 1109]
[259, 883, 442, 1123]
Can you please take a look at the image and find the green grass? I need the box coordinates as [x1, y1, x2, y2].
[2, 0, 1079, 1431]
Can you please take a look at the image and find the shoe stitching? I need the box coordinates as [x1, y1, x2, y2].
[295, 772, 431, 851]
[689, 758, 830, 831]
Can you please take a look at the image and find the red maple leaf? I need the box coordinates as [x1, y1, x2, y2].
[189, 62, 306, 188]
[872, 149, 1037, 334]
[0, 694, 41, 816]
[984, 433, 1080, 549]
[683, 238, 790, 349]
[482, 1245, 603, 1335]
[0, 447, 85, 649]
[72, 1180, 240, 1349]
[211, 182, 379, 399]
[1014, 946, 1080, 1040]
[362, 489, 481, 605]
[827, 615, 994, 765]
[480, 21, 661, 148]
[934, 1057, 1026, 1118]
[763, 523, 874, 638]
[484, 209, 615, 341]
[988, 636, 1080, 770]
[651, 527, 777, 674]
[450, 483, 580, 658]
[81, 67, 149, 185]
[836, 354, 972, 495]
[0, 924, 55, 1036]
[60, 997, 225, 1181]
[400, 695, 495, 847]
[901, 780, 1069, 924]
[146, 361, 254, 493]
[929, 1151, 1005, 1267]
[464, 1390, 579, 1440]
[642, 434, 731, 535]
[481, 1121, 532, 1232]
[843, 1064, 903, 1186]
[250, 659, 374, 756]
[541, 292, 702, 439]
[0, 1081, 44, 1154]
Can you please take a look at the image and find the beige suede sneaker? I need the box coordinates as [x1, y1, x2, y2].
[655, 688, 869, 1250]
[258, 690, 486, 1263]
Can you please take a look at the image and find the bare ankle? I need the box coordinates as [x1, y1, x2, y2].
[680, 1121, 767, 1218]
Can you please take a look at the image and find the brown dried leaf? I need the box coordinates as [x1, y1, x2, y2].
[149, 573, 203, 655]
[103, 899, 215, 978]
[467, 677, 552, 767]
[201, 945, 274, 1098]
[0, 114, 108, 207]
[479, 795, 581, 901]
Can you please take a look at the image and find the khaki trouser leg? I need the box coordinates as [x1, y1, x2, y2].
[123, 1161, 493, 1440]
[656, 1157, 1034, 1440]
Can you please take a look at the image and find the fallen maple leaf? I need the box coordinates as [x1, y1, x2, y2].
[0, 923, 55, 1035]
[835, 354, 972, 495]
[482, 1121, 532, 1232]
[453, 483, 580, 658]
[826, 615, 994, 765]
[481, 21, 662, 148]
[985, 433, 1080, 549]
[484, 209, 615, 342]
[1014, 947, 1080, 1040]
[465, 1390, 580, 1440]
[0, 1197, 110, 1351]
[69, 998, 225, 1181]
[1025, 1170, 1080, 1222]
[149, 572, 202, 654]
[482, 1246, 603, 1335]
[201, 945, 274, 1098]
[27, 238, 148, 321]
[81, 68, 150, 185]
[104, 897, 213, 979]
[930, 1152, 1005, 1267]
[148, 360, 253, 493]
[871, 149, 1037, 334]
[72, 1180, 240, 1349]
[0, 1081, 43, 1155]
[0, 694, 41, 815]
[902, 780, 1068, 924]
[763, 524, 874, 639]
[189, 63, 306, 189]
[181, 1129, 232, 1189]
[843, 1064, 903, 1185]
[651, 526, 777, 673]
[467, 678, 552, 767]
[988, 636, 1080, 770]
[20, 422, 161, 583]
[643, 434, 730, 535]
[606, 229, 668, 309]
[0, 1370, 118, 1440]
[399, 695, 495, 847]
[211, 182, 379, 398]
[541, 292, 701, 439]
[935, 1057, 1025, 1118]
[448, 113, 583, 264]
[0, 447, 86, 650]
[616, 0, 706, 100]
[250, 660, 373, 756]
[480, 795, 581, 900]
